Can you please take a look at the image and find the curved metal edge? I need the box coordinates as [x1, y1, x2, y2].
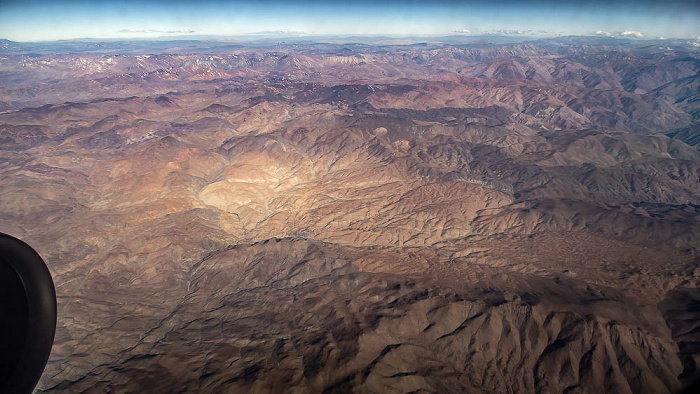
[0, 233, 57, 394]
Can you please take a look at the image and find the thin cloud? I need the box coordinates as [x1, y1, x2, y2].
[118, 29, 195, 34]
[594, 30, 645, 38]
[495, 29, 532, 35]
[486, 29, 550, 36]
[452, 29, 471, 34]
[247, 30, 306, 35]
[620, 30, 644, 38]
[119, 29, 159, 34]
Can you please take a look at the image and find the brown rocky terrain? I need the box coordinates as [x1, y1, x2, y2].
[1, 37, 699, 393]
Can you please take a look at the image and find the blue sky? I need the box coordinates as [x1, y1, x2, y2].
[0, 0, 698, 42]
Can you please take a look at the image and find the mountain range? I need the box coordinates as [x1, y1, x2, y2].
[0, 37, 699, 393]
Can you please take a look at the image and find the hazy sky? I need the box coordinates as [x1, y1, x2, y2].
[1, 0, 698, 42]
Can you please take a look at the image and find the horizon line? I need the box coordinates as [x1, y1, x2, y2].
[3, 33, 699, 44]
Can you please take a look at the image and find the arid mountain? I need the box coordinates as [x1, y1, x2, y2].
[1, 37, 699, 393]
